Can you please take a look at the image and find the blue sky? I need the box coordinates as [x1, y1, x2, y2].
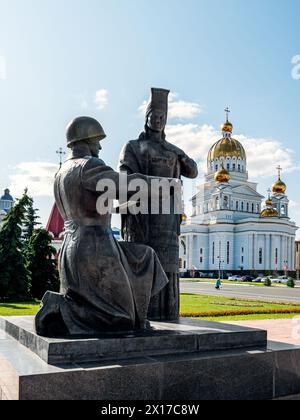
[0, 0, 300, 234]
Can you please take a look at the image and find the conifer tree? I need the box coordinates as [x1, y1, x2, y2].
[25, 229, 59, 300]
[23, 199, 40, 245]
[0, 190, 32, 300]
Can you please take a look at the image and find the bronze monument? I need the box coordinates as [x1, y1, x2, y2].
[35, 116, 169, 337]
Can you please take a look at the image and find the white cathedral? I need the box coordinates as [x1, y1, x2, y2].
[180, 112, 298, 276]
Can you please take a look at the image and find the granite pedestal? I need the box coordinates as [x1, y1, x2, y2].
[1, 316, 300, 400]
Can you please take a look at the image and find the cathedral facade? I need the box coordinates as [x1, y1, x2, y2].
[180, 114, 298, 276]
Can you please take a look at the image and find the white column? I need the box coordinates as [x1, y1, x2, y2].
[280, 235, 284, 271]
[186, 234, 193, 270]
[253, 234, 257, 270]
[265, 234, 269, 271]
[248, 234, 254, 271]
[287, 237, 290, 272]
[269, 235, 273, 271]
[290, 237, 295, 272]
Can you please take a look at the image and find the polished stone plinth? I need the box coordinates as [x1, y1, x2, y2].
[2, 316, 300, 400]
[0, 316, 267, 365]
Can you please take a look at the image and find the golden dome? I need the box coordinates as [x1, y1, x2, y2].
[214, 165, 231, 183]
[260, 208, 279, 218]
[181, 213, 188, 223]
[221, 121, 233, 133]
[272, 178, 287, 194]
[208, 137, 246, 161]
[265, 197, 273, 206]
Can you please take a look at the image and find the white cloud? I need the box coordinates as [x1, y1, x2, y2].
[236, 135, 300, 178]
[139, 92, 202, 120]
[95, 89, 109, 110]
[0, 56, 7, 80]
[166, 123, 300, 179]
[169, 100, 202, 120]
[165, 123, 216, 173]
[291, 55, 300, 80]
[9, 162, 58, 197]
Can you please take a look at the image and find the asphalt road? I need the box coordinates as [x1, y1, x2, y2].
[180, 281, 300, 303]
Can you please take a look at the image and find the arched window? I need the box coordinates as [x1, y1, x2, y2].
[259, 248, 263, 265]
[241, 202, 244, 212]
[200, 248, 203, 264]
[227, 163, 230, 171]
[181, 240, 187, 256]
[238, 164, 241, 172]
[233, 164, 236, 171]
[216, 196, 220, 210]
[212, 242, 215, 265]
[224, 196, 229, 209]
[252, 203, 254, 213]
[247, 203, 249, 212]
[227, 242, 230, 265]
[275, 248, 278, 265]
[281, 205, 286, 216]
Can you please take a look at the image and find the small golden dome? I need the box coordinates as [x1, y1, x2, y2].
[272, 178, 287, 194]
[265, 197, 273, 206]
[260, 208, 279, 218]
[221, 121, 233, 133]
[214, 165, 231, 183]
[181, 213, 188, 223]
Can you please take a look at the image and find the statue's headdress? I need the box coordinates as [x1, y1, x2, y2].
[145, 88, 170, 120]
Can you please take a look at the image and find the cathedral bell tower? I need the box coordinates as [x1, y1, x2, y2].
[271, 166, 289, 218]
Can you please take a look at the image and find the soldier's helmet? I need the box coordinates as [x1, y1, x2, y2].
[66, 116, 107, 148]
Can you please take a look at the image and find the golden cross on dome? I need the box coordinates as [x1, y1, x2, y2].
[277, 165, 283, 179]
[56, 147, 66, 168]
[225, 107, 231, 121]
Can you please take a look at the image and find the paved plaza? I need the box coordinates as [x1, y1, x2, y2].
[225, 319, 300, 346]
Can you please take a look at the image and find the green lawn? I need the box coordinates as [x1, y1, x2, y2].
[0, 302, 40, 316]
[180, 293, 300, 320]
[181, 278, 285, 287]
[2, 294, 300, 322]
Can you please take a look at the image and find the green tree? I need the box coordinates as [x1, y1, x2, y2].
[264, 277, 272, 287]
[0, 191, 32, 300]
[287, 278, 295, 288]
[23, 199, 40, 245]
[25, 229, 59, 300]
